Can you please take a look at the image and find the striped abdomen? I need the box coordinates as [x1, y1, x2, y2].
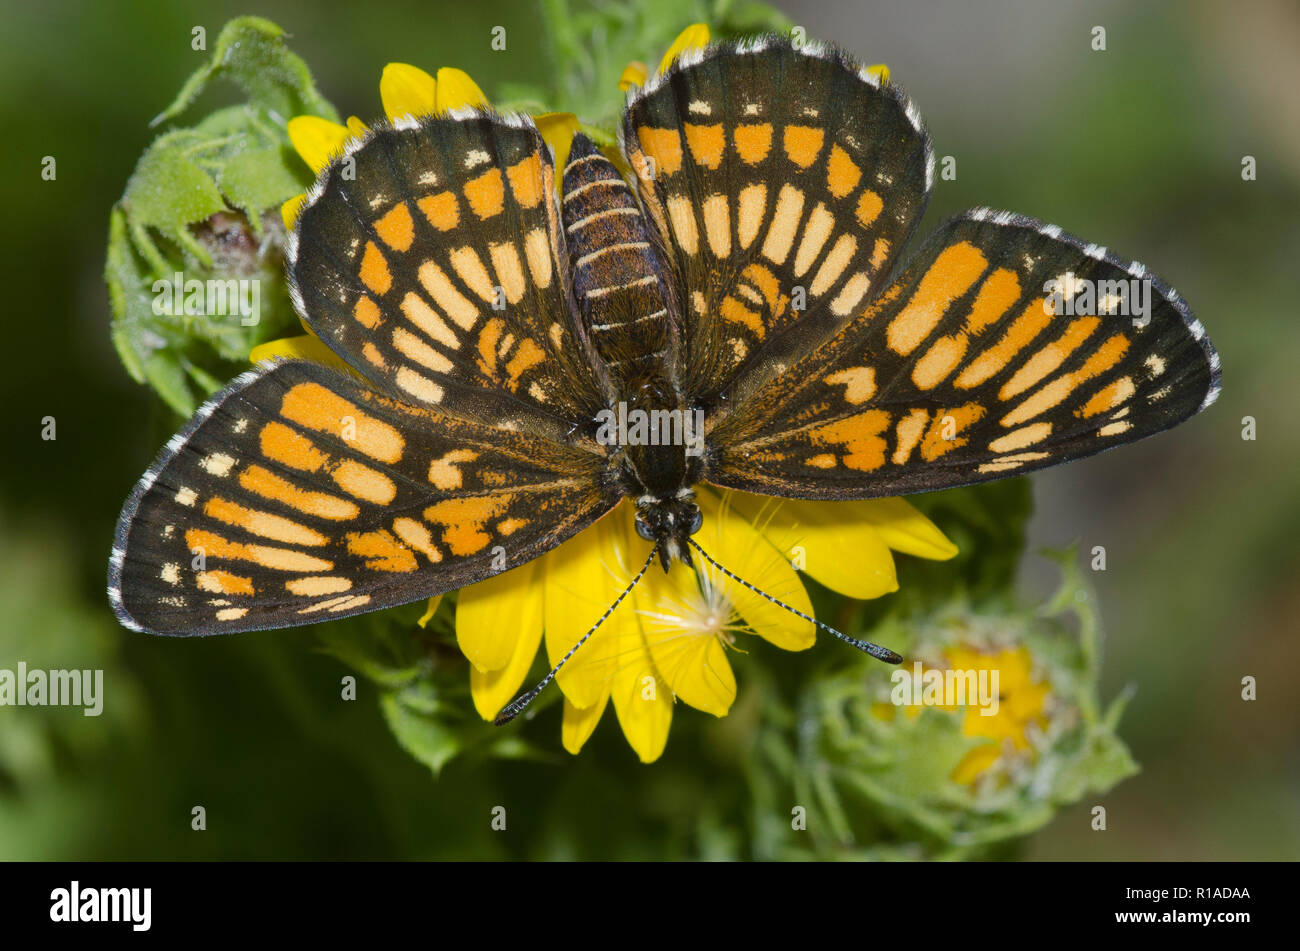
[561, 134, 675, 381]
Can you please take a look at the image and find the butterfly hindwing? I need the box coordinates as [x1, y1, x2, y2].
[622, 38, 932, 408]
[110, 360, 614, 635]
[705, 210, 1221, 499]
[289, 112, 610, 437]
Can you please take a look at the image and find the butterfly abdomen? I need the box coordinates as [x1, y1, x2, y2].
[562, 134, 676, 380]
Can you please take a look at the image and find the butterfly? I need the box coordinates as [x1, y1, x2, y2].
[109, 36, 1220, 718]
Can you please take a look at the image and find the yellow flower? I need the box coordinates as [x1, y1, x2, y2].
[462, 489, 954, 762]
[879, 644, 1052, 785]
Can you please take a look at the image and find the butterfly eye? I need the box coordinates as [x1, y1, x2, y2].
[635, 515, 656, 541]
[685, 507, 703, 535]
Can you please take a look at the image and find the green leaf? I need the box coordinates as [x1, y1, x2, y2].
[380, 688, 463, 777]
[105, 17, 332, 414]
[152, 16, 337, 128]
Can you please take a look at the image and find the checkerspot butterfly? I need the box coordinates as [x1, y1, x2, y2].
[110, 37, 1220, 720]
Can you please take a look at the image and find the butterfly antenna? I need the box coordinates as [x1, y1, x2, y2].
[687, 539, 902, 664]
[494, 546, 658, 725]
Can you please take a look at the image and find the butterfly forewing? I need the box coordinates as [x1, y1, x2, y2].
[289, 112, 610, 437]
[706, 211, 1221, 499]
[110, 360, 614, 635]
[622, 40, 932, 408]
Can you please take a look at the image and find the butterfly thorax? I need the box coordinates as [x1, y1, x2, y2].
[562, 134, 699, 567]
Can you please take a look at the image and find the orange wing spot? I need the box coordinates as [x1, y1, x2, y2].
[742, 262, 784, 316]
[504, 338, 545, 386]
[684, 123, 725, 169]
[184, 528, 332, 573]
[870, 236, 890, 270]
[887, 242, 988, 355]
[400, 291, 460, 349]
[921, 404, 986, 461]
[362, 342, 387, 369]
[636, 126, 683, 175]
[856, 190, 883, 229]
[782, 125, 825, 168]
[260, 422, 328, 473]
[332, 459, 396, 505]
[808, 410, 892, 472]
[345, 529, 418, 572]
[359, 241, 392, 296]
[424, 496, 510, 557]
[827, 144, 862, 198]
[374, 202, 414, 252]
[720, 296, 765, 336]
[506, 151, 544, 209]
[427, 449, 479, 490]
[990, 422, 1053, 453]
[1076, 333, 1131, 379]
[196, 570, 255, 596]
[733, 123, 773, 164]
[963, 268, 1021, 334]
[464, 167, 506, 220]
[807, 454, 837, 468]
[912, 335, 969, 390]
[280, 382, 404, 464]
[417, 260, 479, 330]
[497, 517, 528, 536]
[1079, 375, 1136, 418]
[1000, 334, 1130, 427]
[417, 191, 460, 231]
[392, 517, 443, 563]
[353, 296, 383, 329]
[476, 317, 504, 376]
[239, 465, 359, 520]
[998, 316, 1100, 401]
[824, 366, 877, 404]
[286, 576, 353, 596]
[955, 300, 1052, 389]
[203, 497, 327, 547]
[891, 408, 930, 465]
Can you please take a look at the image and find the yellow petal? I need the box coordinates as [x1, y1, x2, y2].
[866, 63, 891, 85]
[638, 564, 737, 717]
[380, 62, 436, 120]
[543, 503, 652, 709]
[533, 112, 581, 176]
[249, 333, 352, 374]
[287, 116, 351, 174]
[346, 115, 369, 137]
[469, 571, 545, 721]
[280, 193, 306, 231]
[725, 490, 898, 600]
[457, 559, 542, 673]
[847, 497, 958, 561]
[658, 23, 710, 74]
[435, 67, 488, 112]
[618, 60, 648, 91]
[416, 595, 442, 628]
[562, 696, 607, 754]
[608, 621, 674, 762]
[696, 492, 815, 651]
[951, 742, 999, 784]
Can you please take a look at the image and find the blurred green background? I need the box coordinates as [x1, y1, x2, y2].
[0, 0, 1295, 859]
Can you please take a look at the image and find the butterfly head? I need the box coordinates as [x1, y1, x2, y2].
[634, 490, 703, 571]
